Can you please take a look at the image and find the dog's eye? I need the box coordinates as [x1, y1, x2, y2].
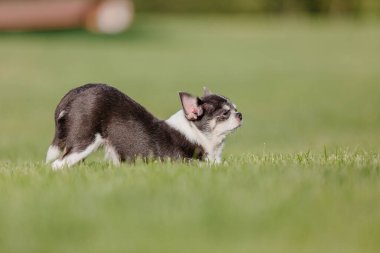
[217, 110, 231, 122]
[217, 110, 230, 121]
[223, 110, 230, 116]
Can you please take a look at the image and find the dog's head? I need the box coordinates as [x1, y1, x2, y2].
[179, 87, 242, 138]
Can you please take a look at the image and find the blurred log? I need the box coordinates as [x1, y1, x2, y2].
[0, 0, 134, 34]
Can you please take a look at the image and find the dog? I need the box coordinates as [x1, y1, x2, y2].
[46, 84, 242, 169]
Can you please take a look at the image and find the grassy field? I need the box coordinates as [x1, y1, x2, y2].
[0, 15, 379, 252]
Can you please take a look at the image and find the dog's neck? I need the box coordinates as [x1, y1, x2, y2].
[166, 110, 225, 163]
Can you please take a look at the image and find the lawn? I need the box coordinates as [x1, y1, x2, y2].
[0, 15, 379, 253]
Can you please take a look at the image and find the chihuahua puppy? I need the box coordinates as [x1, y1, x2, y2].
[46, 84, 242, 169]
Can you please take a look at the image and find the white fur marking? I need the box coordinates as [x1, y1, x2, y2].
[58, 110, 66, 119]
[51, 159, 65, 170]
[214, 142, 225, 164]
[46, 145, 61, 164]
[104, 144, 121, 166]
[213, 112, 241, 137]
[51, 134, 104, 170]
[223, 105, 231, 110]
[167, 110, 209, 147]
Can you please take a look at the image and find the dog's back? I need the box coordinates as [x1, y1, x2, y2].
[51, 84, 153, 150]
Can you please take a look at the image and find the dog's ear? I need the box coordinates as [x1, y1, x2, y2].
[203, 86, 212, 97]
[179, 92, 203, 120]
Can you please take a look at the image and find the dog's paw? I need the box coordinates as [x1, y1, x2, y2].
[51, 159, 65, 170]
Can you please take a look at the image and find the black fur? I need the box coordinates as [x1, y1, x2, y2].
[50, 84, 205, 162]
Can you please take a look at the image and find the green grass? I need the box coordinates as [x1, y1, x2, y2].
[0, 15, 380, 253]
[1, 152, 380, 253]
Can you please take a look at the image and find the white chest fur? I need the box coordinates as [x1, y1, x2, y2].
[166, 110, 225, 163]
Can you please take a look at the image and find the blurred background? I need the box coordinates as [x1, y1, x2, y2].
[0, 0, 379, 160]
[136, 0, 380, 15]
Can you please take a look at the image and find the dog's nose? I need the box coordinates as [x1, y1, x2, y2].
[236, 112, 242, 121]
